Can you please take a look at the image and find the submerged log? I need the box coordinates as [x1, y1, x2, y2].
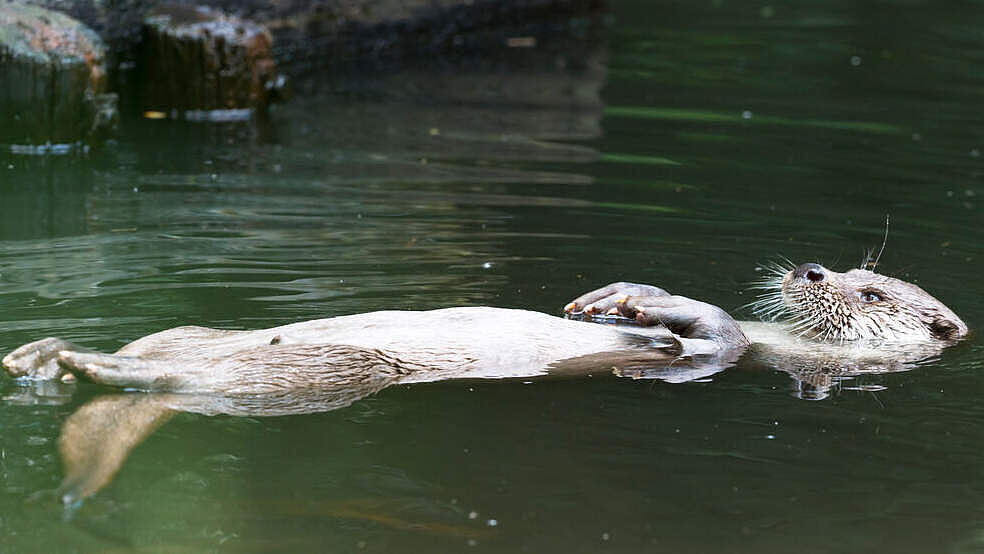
[138, 3, 283, 112]
[0, 2, 117, 147]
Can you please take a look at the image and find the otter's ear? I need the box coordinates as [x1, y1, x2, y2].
[929, 317, 962, 340]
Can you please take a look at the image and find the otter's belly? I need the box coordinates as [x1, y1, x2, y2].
[275, 307, 651, 381]
[118, 307, 665, 382]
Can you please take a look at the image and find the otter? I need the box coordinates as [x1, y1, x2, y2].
[3, 262, 970, 503]
[2, 262, 968, 396]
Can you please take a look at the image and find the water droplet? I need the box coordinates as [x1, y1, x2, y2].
[468, 511, 478, 519]
[601, 532, 611, 541]
[741, 110, 753, 119]
[850, 55, 862, 66]
[482, 262, 493, 269]
[487, 519, 498, 527]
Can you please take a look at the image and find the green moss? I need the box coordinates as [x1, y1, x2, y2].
[600, 152, 681, 166]
[606, 106, 904, 135]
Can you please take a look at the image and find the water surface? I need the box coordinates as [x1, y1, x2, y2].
[2, 1, 983, 552]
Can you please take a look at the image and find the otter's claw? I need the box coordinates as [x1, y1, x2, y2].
[563, 282, 671, 316]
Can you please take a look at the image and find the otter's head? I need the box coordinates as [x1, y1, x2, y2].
[756, 262, 967, 343]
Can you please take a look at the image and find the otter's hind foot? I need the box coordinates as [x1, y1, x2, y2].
[3, 338, 86, 380]
[57, 351, 178, 391]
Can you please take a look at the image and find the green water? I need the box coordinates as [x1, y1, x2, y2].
[2, 1, 983, 552]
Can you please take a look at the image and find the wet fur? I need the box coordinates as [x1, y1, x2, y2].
[5, 308, 683, 394]
[746, 262, 967, 343]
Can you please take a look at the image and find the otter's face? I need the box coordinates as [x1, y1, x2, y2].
[776, 263, 967, 342]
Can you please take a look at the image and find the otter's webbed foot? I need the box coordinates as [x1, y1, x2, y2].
[564, 282, 750, 353]
[56, 351, 180, 391]
[2, 338, 90, 380]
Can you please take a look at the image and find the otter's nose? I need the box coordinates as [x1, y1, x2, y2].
[793, 263, 826, 283]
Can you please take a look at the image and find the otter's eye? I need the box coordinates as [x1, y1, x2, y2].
[859, 290, 883, 303]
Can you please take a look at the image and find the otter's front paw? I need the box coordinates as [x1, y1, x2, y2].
[3, 338, 80, 380]
[611, 295, 750, 348]
[564, 282, 750, 350]
[563, 282, 671, 315]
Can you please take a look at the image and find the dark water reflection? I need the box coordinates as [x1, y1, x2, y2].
[2, 1, 984, 552]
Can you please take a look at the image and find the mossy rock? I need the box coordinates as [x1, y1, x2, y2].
[0, 2, 117, 147]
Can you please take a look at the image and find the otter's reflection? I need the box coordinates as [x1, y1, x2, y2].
[54, 346, 726, 503]
[59, 394, 176, 504]
[56, 378, 397, 504]
[764, 340, 953, 401]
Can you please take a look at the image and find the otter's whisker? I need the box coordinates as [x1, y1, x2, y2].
[750, 303, 786, 317]
[860, 248, 874, 271]
[744, 292, 784, 307]
[755, 304, 789, 322]
[776, 254, 796, 270]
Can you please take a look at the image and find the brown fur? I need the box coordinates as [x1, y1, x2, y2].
[779, 266, 967, 342]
